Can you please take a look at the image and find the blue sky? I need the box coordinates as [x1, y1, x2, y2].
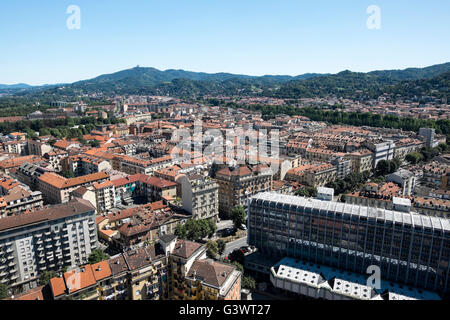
[0, 0, 449, 85]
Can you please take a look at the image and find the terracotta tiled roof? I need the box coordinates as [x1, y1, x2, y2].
[50, 277, 66, 298]
[91, 260, 112, 281]
[187, 260, 236, 288]
[172, 240, 203, 259]
[63, 265, 97, 294]
[7, 285, 45, 300]
[0, 155, 43, 169]
[39, 172, 109, 189]
[0, 198, 95, 232]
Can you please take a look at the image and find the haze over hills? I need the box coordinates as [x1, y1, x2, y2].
[2, 62, 449, 101]
[0, 83, 32, 89]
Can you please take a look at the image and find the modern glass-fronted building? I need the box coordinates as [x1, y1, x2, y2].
[248, 192, 450, 295]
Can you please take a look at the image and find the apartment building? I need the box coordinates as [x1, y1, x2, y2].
[38, 172, 109, 204]
[16, 163, 49, 191]
[50, 245, 167, 301]
[114, 154, 173, 175]
[0, 155, 44, 174]
[419, 128, 438, 148]
[304, 148, 333, 162]
[0, 177, 20, 196]
[411, 197, 450, 219]
[27, 140, 52, 157]
[393, 138, 424, 162]
[423, 162, 449, 190]
[331, 156, 352, 180]
[68, 154, 112, 177]
[344, 182, 403, 210]
[214, 165, 272, 218]
[286, 163, 337, 188]
[179, 174, 219, 221]
[122, 246, 166, 300]
[248, 192, 450, 296]
[92, 181, 116, 213]
[165, 238, 241, 300]
[0, 199, 98, 290]
[2, 140, 27, 156]
[302, 163, 337, 188]
[184, 260, 241, 300]
[141, 175, 177, 203]
[0, 187, 43, 218]
[44, 149, 68, 172]
[363, 140, 395, 167]
[50, 261, 113, 300]
[106, 201, 189, 248]
[386, 169, 418, 196]
[347, 149, 373, 174]
[111, 174, 141, 205]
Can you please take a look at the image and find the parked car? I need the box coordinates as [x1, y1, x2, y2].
[240, 246, 251, 253]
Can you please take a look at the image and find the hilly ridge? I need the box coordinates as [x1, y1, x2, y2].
[3, 62, 450, 102]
